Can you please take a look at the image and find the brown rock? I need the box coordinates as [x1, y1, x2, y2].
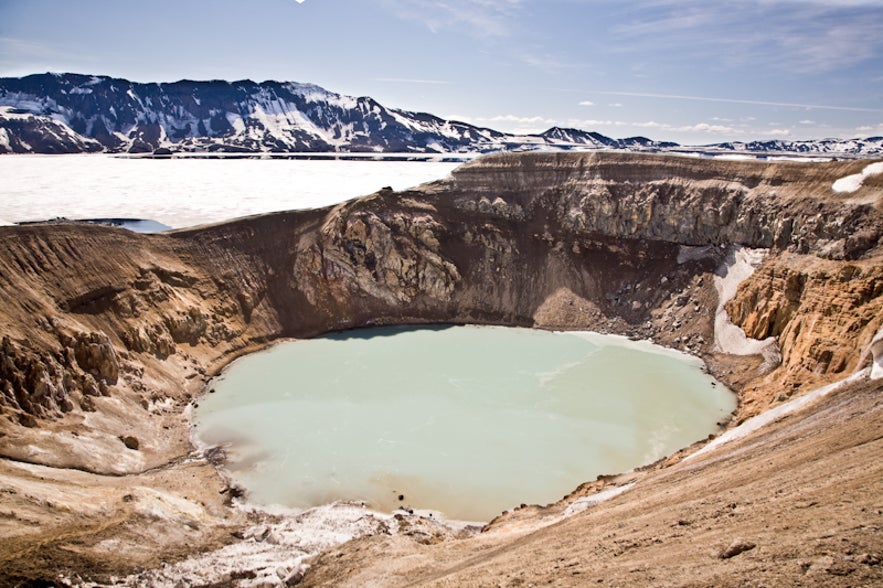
[719, 540, 757, 559]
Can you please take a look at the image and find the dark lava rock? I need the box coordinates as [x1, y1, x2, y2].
[120, 435, 140, 450]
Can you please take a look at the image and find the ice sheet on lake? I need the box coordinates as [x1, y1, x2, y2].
[0, 155, 461, 229]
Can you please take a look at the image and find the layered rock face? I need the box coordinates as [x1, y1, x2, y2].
[1, 151, 882, 583]
[1, 153, 881, 455]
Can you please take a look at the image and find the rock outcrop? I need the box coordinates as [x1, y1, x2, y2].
[0, 151, 881, 585]
[2, 151, 882, 441]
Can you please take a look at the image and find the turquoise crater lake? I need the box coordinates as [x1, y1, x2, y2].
[194, 326, 735, 521]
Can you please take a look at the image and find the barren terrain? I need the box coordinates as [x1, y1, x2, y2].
[0, 152, 881, 586]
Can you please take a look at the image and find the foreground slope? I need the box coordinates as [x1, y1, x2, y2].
[302, 378, 882, 587]
[0, 152, 881, 585]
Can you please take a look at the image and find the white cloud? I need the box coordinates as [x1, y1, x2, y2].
[375, 77, 450, 85]
[379, 0, 522, 38]
[588, 91, 883, 113]
[564, 117, 795, 138]
[480, 114, 556, 125]
[567, 119, 665, 129]
[610, 0, 883, 73]
[0, 36, 95, 76]
[799, 119, 816, 124]
[518, 52, 583, 70]
[446, 112, 847, 143]
[0, 36, 66, 60]
[454, 113, 556, 133]
[578, 101, 594, 106]
[674, 123, 740, 134]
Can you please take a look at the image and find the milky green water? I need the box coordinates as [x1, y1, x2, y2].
[194, 326, 735, 521]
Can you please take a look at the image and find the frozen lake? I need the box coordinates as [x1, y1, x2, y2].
[0, 155, 461, 229]
[195, 326, 735, 521]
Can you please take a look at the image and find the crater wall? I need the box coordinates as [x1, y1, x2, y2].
[1, 152, 882, 582]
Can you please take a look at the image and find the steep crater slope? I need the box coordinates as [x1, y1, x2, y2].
[0, 152, 881, 584]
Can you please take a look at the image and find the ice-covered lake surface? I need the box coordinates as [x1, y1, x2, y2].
[195, 325, 735, 521]
[0, 155, 462, 229]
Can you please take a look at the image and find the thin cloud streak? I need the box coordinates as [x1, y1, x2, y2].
[588, 92, 883, 113]
[566, 118, 800, 138]
[379, 0, 522, 38]
[482, 114, 555, 124]
[610, 0, 883, 72]
[376, 77, 451, 85]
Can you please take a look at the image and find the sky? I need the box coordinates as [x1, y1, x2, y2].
[1, 0, 882, 145]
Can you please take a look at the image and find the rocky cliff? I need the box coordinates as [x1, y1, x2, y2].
[0, 152, 881, 585]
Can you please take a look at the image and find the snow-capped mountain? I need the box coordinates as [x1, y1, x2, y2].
[701, 138, 883, 157]
[1, 73, 881, 157]
[0, 73, 670, 155]
[0, 106, 103, 153]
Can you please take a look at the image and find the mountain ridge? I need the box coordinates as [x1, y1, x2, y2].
[0, 72, 655, 154]
[4, 72, 881, 157]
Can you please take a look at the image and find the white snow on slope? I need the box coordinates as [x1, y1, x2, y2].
[563, 483, 636, 517]
[686, 368, 870, 462]
[713, 247, 780, 368]
[225, 112, 246, 134]
[870, 326, 883, 380]
[108, 501, 479, 588]
[832, 161, 883, 193]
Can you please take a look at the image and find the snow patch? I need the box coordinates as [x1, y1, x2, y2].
[225, 112, 246, 134]
[713, 247, 780, 368]
[563, 483, 636, 517]
[115, 501, 477, 587]
[870, 326, 883, 380]
[0, 105, 34, 120]
[713, 154, 756, 161]
[686, 369, 870, 461]
[832, 161, 883, 193]
[767, 156, 832, 163]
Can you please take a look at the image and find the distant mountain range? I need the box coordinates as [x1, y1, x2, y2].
[1, 73, 881, 158]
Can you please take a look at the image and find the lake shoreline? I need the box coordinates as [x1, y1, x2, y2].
[193, 325, 735, 521]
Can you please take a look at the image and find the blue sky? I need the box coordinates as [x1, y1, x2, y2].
[1, 0, 882, 144]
